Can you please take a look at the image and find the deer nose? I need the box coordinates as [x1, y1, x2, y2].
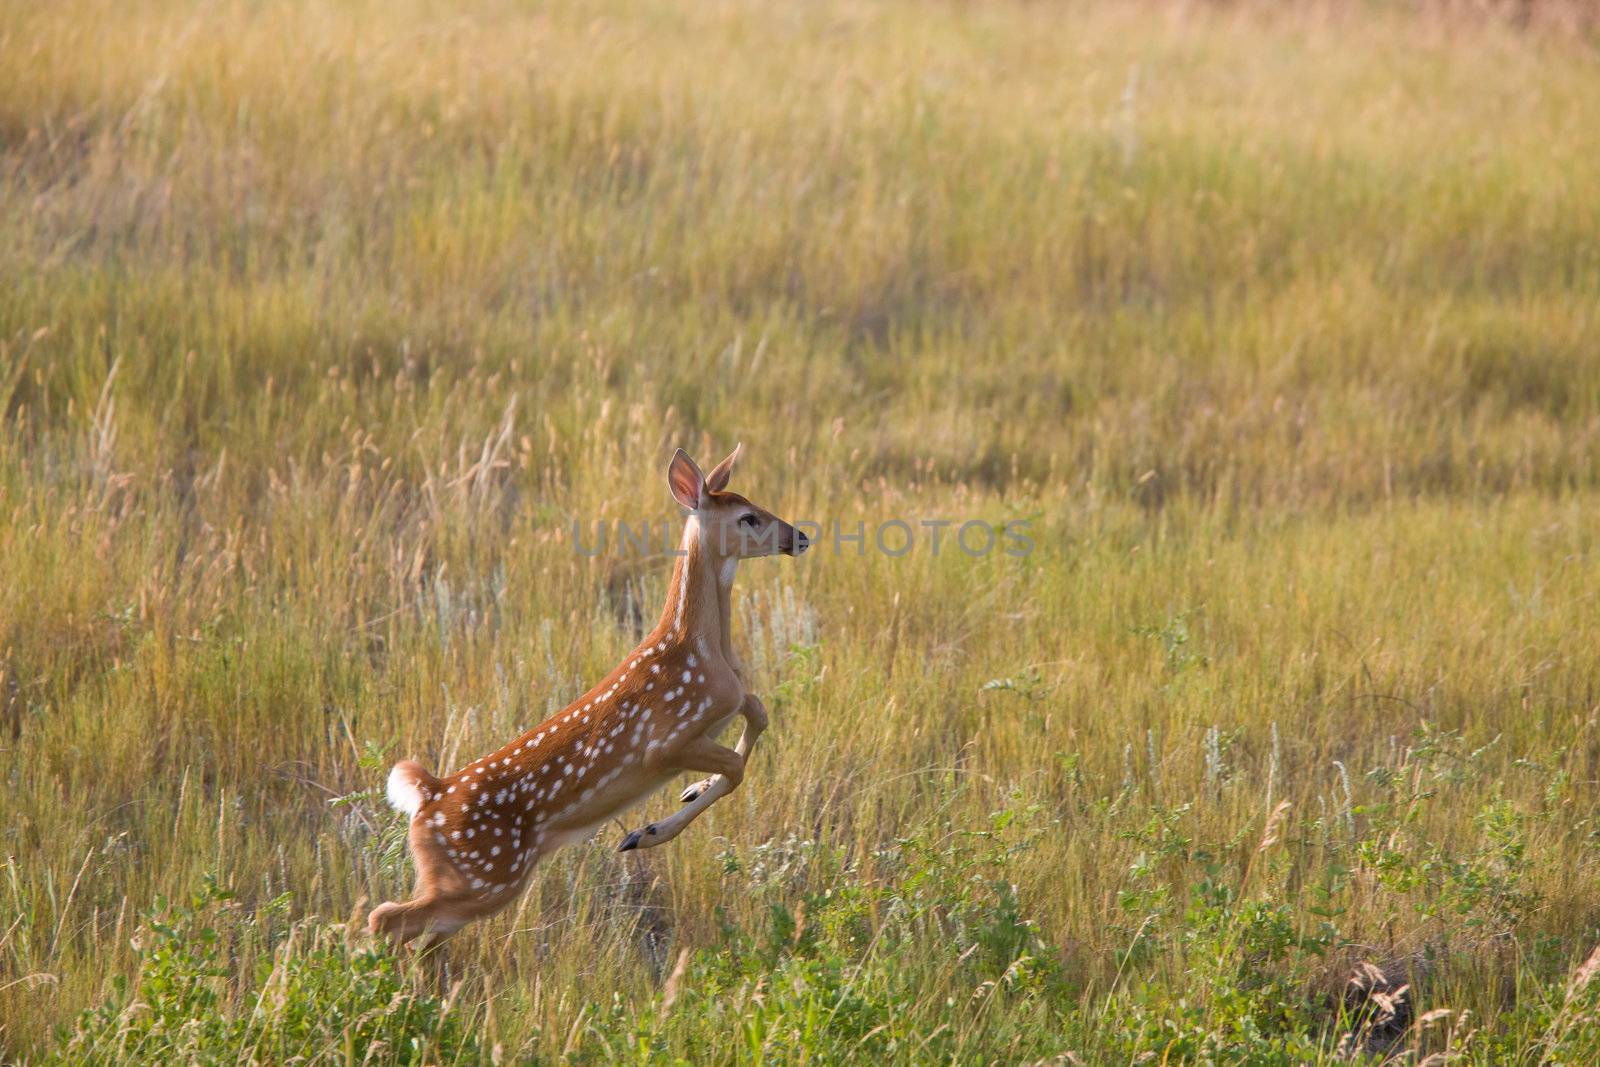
[792, 529, 810, 555]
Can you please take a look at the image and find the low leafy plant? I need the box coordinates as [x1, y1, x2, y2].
[51, 876, 478, 1066]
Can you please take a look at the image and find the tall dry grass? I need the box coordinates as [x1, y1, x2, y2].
[2, 0, 1599, 1061]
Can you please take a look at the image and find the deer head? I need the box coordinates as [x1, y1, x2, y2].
[667, 444, 809, 560]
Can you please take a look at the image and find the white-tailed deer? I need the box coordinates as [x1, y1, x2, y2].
[369, 445, 809, 944]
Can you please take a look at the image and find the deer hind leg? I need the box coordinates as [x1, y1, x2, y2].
[369, 818, 524, 946]
[368, 894, 474, 946]
[620, 735, 746, 851]
[369, 878, 529, 946]
[681, 693, 767, 804]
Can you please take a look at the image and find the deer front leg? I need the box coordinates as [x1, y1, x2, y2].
[619, 734, 747, 851]
[680, 693, 768, 803]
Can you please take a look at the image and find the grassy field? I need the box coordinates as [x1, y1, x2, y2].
[3, 0, 1600, 1061]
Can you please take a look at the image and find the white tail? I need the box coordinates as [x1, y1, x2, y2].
[368, 445, 809, 945]
[384, 760, 435, 817]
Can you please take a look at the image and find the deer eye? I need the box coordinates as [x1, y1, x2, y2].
[738, 513, 759, 528]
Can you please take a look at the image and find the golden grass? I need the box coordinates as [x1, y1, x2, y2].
[2, 0, 1599, 1060]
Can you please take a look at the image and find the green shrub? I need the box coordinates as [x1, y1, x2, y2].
[51, 877, 479, 1066]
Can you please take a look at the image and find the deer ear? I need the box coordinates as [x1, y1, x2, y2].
[703, 442, 741, 495]
[667, 448, 704, 510]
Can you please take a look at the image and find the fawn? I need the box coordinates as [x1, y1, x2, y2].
[368, 445, 809, 944]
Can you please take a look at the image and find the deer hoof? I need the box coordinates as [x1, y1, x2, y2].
[618, 825, 658, 851]
[680, 778, 712, 803]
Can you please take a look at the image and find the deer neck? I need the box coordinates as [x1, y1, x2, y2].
[659, 515, 742, 676]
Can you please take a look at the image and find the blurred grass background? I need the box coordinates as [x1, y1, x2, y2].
[2, 0, 1599, 1061]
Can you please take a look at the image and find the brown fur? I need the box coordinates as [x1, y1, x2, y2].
[369, 446, 806, 945]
